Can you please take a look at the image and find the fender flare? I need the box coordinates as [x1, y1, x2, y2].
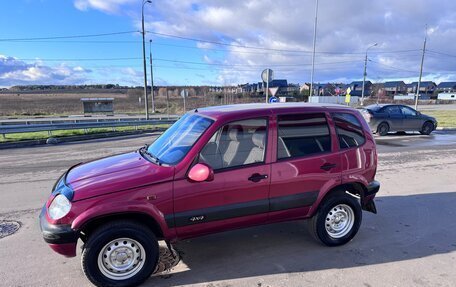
[71, 200, 175, 240]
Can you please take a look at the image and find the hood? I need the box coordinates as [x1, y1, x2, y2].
[66, 151, 174, 201]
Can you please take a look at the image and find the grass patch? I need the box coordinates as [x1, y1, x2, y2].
[0, 124, 170, 143]
[421, 110, 456, 128]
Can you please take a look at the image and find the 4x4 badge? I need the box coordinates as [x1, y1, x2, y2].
[189, 215, 205, 222]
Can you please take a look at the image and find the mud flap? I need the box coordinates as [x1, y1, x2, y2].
[362, 199, 377, 214]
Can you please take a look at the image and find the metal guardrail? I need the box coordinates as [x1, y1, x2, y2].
[0, 115, 179, 126]
[0, 118, 178, 137]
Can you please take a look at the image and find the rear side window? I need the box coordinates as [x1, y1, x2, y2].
[383, 106, 402, 115]
[332, 113, 366, 149]
[277, 113, 331, 159]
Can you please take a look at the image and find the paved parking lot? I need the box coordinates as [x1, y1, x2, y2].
[0, 131, 455, 287]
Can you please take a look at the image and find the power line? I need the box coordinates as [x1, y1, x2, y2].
[13, 55, 362, 67]
[147, 30, 421, 55]
[427, 49, 456, 58]
[153, 58, 362, 67]
[18, 57, 142, 62]
[0, 31, 138, 42]
[369, 59, 418, 73]
[0, 29, 422, 57]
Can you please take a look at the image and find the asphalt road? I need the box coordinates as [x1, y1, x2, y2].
[0, 131, 455, 287]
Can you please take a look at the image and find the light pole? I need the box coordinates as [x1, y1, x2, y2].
[309, 0, 319, 100]
[361, 43, 378, 106]
[141, 0, 152, 119]
[415, 26, 428, 110]
[149, 39, 155, 113]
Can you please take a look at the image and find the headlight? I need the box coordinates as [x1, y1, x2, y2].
[48, 194, 72, 220]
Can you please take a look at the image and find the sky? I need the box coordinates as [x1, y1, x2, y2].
[0, 0, 456, 87]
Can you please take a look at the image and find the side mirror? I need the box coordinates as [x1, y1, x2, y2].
[417, 111, 421, 115]
[188, 163, 214, 182]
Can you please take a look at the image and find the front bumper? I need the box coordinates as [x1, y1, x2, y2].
[362, 180, 380, 214]
[39, 207, 78, 257]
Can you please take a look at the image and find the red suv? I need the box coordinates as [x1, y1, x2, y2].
[40, 103, 380, 287]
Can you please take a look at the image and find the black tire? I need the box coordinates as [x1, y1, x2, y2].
[420, 121, 434, 135]
[377, 122, 389, 136]
[81, 220, 159, 287]
[308, 191, 362, 246]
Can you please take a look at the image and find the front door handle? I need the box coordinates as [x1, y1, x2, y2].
[248, 173, 268, 182]
[320, 163, 337, 171]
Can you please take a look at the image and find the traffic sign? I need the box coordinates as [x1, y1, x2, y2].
[180, 89, 188, 98]
[269, 96, 278, 103]
[269, 87, 279, 97]
[345, 87, 351, 103]
[261, 69, 274, 83]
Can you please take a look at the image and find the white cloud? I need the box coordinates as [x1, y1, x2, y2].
[74, 0, 136, 14]
[72, 0, 456, 84]
[0, 55, 91, 86]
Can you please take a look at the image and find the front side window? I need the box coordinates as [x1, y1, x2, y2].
[277, 113, 331, 159]
[147, 113, 213, 165]
[332, 113, 366, 149]
[400, 106, 417, 116]
[199, 118, 267, 170]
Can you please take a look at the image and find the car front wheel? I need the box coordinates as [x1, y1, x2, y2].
[308, 191, 362, 246]
[81, 221, 159, 287]
[420, 121, 434, 135]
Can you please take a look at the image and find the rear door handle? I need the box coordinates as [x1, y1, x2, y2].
[320, 163, 337, 171]
[248, 173, 268, 182]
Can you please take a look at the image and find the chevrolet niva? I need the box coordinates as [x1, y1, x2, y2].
[40, 103, 380, 287]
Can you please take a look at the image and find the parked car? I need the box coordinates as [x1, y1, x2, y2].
[40, 103, 380, 287]
[360, 104, 438, 136]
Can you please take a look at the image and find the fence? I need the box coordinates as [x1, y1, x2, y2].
[0, 118, 178, 138]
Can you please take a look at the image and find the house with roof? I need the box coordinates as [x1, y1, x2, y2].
[347, 81, 372, 97]
[300, 83, 311, 93]
[308, 83, 345, 97]
[436, 82, 456, 93]
[267, 79, 288, 96]
[406, 81, 436, 94]
[384, 81, 406, 96]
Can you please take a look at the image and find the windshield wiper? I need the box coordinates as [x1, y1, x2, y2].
[139, 144, 161, 165]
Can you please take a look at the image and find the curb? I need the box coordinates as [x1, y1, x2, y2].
[0, 129, 166, 149]
[436, 127, 456, 131]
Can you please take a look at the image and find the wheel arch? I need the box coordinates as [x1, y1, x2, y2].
[79, 212, 164, 242]
[310, 182, 366, 217]
[377, 121, 390, 131]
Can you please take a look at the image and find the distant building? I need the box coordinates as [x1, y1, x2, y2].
[300, 83, 311, 93]
[437, 93, 456, 101]
[384, 81, 406, 96]
[347, 81, 372, 97]
[436, 82, 456, 93]
[406, 81, 436, 94]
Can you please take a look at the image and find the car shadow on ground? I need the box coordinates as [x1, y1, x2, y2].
[148, 192, 456, 286]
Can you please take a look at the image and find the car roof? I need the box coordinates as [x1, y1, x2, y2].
[365, 104, 414, 112]
[195, 103, 356, 121]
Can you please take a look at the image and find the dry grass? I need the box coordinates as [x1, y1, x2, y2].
[421, 110, 456, 127]
[0, 90, 262, 117]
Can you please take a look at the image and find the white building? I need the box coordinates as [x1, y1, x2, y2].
[437, 93, 456, 100]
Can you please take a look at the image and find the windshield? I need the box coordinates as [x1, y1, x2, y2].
[147, 113, 213, 165]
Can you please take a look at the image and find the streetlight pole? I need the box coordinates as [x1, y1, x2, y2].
[309, 0, 319, 100]
[149, 39, 155, 113]
[141, 0, 151, 119]
[415, 26, 427, 111]
[361, 43, 377, 106]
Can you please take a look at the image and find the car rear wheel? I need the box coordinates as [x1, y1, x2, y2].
[308, 191, 362, 246]
[81, 221, 159, 287]
[377, 122, 389, 136]
[420, 121, 434, 135]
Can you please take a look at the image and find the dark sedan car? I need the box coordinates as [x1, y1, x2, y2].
[360, 104, 438, 136]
